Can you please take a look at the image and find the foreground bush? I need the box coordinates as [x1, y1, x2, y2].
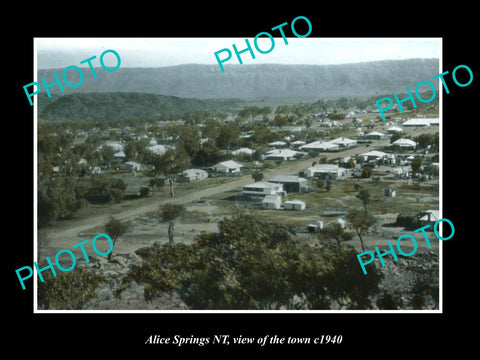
[38, 268, 105, 310]
[116, 214, 383, 310]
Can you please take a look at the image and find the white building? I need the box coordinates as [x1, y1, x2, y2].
[268, 141, 287, 148]
[262, 194, 282, 210]
[403, 118, 439, 127]
[181, 168, 208, 181]
[232, 147, 254, 156]
[125, 161, 142, 171]
[386, 126, 404, 134]
[300, 141, 340, 152]
[263, 149, 304, 161]
[242, 182, 284, 196]
[304, 164, 346, 179]
[391, 138, 417, 148]
[212, 160, 243, 174]
[103, 141, 123, 152]
[290, 140, 307, 148]
[364, 131, 386, 140]
[329, 137, 357, 148]
[147, 144, 167, 155]
[283, 200, 306, 211]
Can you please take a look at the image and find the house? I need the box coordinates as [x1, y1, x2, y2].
[232, 147, 254, 156]
[329, 137, 357, 148]
[392, 165, 412, 178]
[212, 160, 243, 174]
[242, 182, 284, 197]
[180, 168, 208, 182]
[336, 218, 346, 228]
[104, 141, 124, 152]
[386, 126, 403, 134]
[300, 141, 340, 153]
[283, 199, 306, 211]
[360, 150, 395, 165]
[308, 220, 324, 232]
[114, 150, 126, 159]
[364, 131, 386, 140]
[267, 175, 308, 193]
[268, 141, 288, 148]
[263, 149, 304, 161]
[290, 140, 307, 148]
[390, 138, 417, 149]
[278, 125, 307, 132]
[384, 187, 396, 197]
[262, 194, 282, 210]
[147, 144, 167, 155]
[417, 210, 440, 226]
[125, 161, 142, 171]
[403, 118, 438, 127]
[304, 164, 346, 180]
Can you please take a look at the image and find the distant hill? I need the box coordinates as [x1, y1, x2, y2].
[37, 59, 439, 101]
[38, 93, 241, 122]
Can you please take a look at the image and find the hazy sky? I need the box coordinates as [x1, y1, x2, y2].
[36, 37, 441, 69]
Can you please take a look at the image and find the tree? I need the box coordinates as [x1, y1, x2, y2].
[317, 223, 353, 249]
[104, 217, 128, 261]
[390, 132, 403, 143]
[316, 179, 325, 191]
[203, 119, 221, 141]
[160, 203, 186, 244]
[325, 180, 332, 192]
[347, 157, 356, 169]
[100, 145, 115, 169]
[252, 172, 264, 182]
[356, 189, 370, 212]
[149, 177, 165, 196]
[153, 148, 190, 197]
[253, 125, 276, 145]
[140, 186, 150, 197]
[38, 176, 78, 226]
[361, 168, 372, 179]
[124, 138, 148, 162]
[274, 114, 288, 127]
[411, 157, 423, 174]
[217, 123, 240, 153]
[191, 139, 222, 167]
[168, 125, 201, 158]
[346, 209, 376, 252]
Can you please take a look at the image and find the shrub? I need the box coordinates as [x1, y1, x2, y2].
[140, 186, 150, 197]
[38, 269, 105, 310]
[396, 214, 416, 228]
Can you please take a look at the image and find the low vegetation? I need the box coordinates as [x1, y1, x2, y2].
[116, 213, 383, 310]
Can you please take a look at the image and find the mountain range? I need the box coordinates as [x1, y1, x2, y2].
[38, 59, 439, 101]
[37, 59, 439, 122]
